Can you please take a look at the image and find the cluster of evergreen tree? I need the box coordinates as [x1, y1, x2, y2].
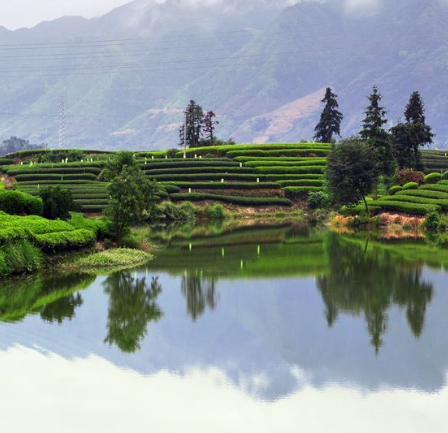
[178, 100, 219, 149]
[315, 86, 434, 172]
[318, 86, 434, 211]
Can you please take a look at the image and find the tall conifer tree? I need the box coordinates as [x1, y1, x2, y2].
[314, 87, 343, 143]
[391, 91, 434, 170]
[360, 85, 395, 177]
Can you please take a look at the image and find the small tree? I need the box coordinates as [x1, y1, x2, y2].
[360, 85, 395, 177]
[327, 138, 379, 212]
[314, 87, 343, 143]
[179, 100, 205, 149]
[104, 152, 160, 242]
[39, 186, 80, 220]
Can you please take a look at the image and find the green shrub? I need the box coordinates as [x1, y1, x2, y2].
[389, 185, 403, 195]
[423, 211, 442, 231]
[142, 160, 238, 170]
[170, 193, 292, 207]
[245, 159, 327, 168]
[161, 182, 281, 190]
[207, 204, 226, 220]
[226, 149, 330, 158]
[283, 187, 323, 199]
[403, 182, 419, 191]
[0, 190, 43, 216]
[308, 191, 331, 209]
[276, 180, 324, 187]
[39, 187, 81, 220]
[145, 167, 255, 175]
[15, 173, 97, 182]
[34, 229, 96, 253]
[147, 173, 262, 182]
[7, 167, 101, 176]
[397, 189, 448, 199]
[424, 172, 442, 184]
[255, 166, 325, 174]
[441, 171, 448, 180]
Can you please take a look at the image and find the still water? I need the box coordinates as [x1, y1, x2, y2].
[1, 222, 448, 432]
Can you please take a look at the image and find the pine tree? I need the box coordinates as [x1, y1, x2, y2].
[314, 87, 343, 143]
[391, 91, 434, 170]
[360, 85, 395, 177]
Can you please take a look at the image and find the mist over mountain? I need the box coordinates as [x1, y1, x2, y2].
[0, 0, 446, 149]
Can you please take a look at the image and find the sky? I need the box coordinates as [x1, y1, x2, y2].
[0, 0, 388, 30]
[0, 0, 133, 30]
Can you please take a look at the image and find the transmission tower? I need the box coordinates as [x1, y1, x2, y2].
[59, 96, 66, 149]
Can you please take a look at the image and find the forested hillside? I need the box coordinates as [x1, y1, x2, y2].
[0, 0, 446, 149]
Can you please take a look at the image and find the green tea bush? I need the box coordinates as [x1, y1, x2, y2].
[158, 201, 196, 221]
[284, 187, 323, 199]
[255, 166, 325, 174]
[15, 173, 97, 182]
[147, 173, 262, 182]
[441, 171, 448, 180]
[396, 189, 448, 199]
[389, 185, 403, 195]
[145, 167, 255, 175]
[142, 160, 238, 170]
[226, 149, 330, 158]
[420, 184, 448, 193]
[161, 182, 281, 190]
[0, 190, 43, 216]
[170, 193, 292, 207]
[245, 159, 327, 168]
[276, 180, 324, 187]
[424, 173, 442, 184]
[381, 195, 448, 211]
[7, 167, 102, 176]
[402, 182, 419, 190]
[34, 229, 96, 253]
[371, 201, 440, 215]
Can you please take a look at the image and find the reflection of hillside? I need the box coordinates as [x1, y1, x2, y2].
[317, 234, 433, 353]
[0, 274, 94, 323]
[149, 223, 328, 278]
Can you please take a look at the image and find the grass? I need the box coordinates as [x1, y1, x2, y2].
[62, 249, 153, 273]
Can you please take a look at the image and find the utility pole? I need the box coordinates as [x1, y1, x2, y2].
[183, 110, 187, 159]
[59, 96, 65, 149]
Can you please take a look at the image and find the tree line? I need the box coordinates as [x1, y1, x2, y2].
[314, 86, 434, 211]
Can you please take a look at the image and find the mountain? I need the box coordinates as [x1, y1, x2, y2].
[0, 0, 446, 149]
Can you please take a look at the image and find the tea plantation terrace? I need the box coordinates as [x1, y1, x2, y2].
[3, 145, 448, 214]
[1, 143, 332, 211]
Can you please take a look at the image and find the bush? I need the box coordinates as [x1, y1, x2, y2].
[146, 167, 255, 175]
[403, 182, 419, 190]
[34, 229, 96, 253]
[0, 190, 43, 216]
[389, 185, 403, 195]
[255, 166, 325, 174]
[283, 187, 323, 199]
[308, 191, 331, 209]
[424, 172, 442, 184]
[39, 187, 81, 220]
[15, 173, 97, 182]
[158, 201, 196, 221]
[441, 171, 448, 180]
[396, 169, 425, 185]
[161, 182, 281, 190]
[170, 193, 292, 207]
[423, 211, 442, 232]
[207, 204, 226, 220]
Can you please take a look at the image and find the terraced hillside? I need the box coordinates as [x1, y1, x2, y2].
[1, 143, 331, 212]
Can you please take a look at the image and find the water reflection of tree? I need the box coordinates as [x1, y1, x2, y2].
[317, 234, 433, 353]
[40, 293, 83, 324]
[181, 273, 218, 321]
[104, 272, 163, 353]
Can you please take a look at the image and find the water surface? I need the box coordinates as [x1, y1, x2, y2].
[1, 223, 447, 432]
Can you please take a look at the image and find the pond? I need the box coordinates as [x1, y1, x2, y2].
[1, 221, 448, 432]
